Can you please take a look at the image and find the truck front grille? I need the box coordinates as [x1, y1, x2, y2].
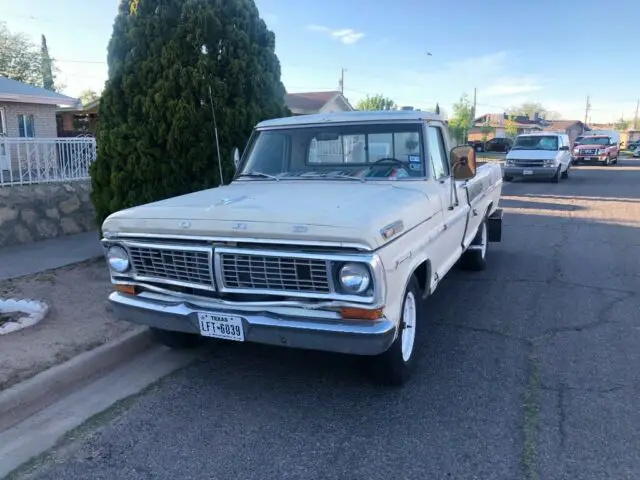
[219, 252, 331, 293]
[128, 245, 213, 288]
[513, 159, 543, 167]
[580, 149, 596, 155]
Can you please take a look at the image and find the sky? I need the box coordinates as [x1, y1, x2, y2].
[3, 0, 640, 123]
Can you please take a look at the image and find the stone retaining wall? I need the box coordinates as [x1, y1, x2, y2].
[0, 181, 96, 248]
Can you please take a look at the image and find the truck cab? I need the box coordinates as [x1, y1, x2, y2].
[101, 110, 504, 385]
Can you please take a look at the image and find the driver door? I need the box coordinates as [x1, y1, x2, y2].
[427, 125, 471, 280]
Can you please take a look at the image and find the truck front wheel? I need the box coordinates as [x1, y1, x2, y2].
[150, 327, 202, 349]
[371, 276, 422, 386]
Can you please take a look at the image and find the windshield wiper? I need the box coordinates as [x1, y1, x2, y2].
[237, 171, 280, 181]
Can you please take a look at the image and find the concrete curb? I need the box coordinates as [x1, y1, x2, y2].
[0, 327, 154, 433]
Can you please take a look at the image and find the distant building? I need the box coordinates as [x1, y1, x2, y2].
[284, 91, 354, 116]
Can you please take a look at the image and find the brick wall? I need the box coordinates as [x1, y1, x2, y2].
[0, 102, 58, 138]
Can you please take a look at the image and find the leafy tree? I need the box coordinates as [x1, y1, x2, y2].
[40, 35, 54, 90]
[357, 94, 395, 111]
[481, 125, 495, 143]
[505, 115, 518, 137]
[448, 93, 473, 144]
[614, 118, 630, 131]
[79, 89, 100, 106]
[91, 0, 290, 226]
[0, 22, 42, 85]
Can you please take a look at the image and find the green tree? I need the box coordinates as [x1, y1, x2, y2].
[40, 34, 54, 90]
[90, 0, 290, 226]
[481, 125, 495, 143]
[79, 89, 100, 106]
[614, 118, 630, 131]
[505, 115, 518, 137]
[0, 22, 42, 85]
[448, 93, 473, 144]
[356, 94, 395, 111]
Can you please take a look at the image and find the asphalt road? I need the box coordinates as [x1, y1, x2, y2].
[13, 159, 640, 480]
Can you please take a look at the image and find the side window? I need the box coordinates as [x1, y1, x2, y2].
[428, 126, 449, 180]
[18, 114, 35, 138]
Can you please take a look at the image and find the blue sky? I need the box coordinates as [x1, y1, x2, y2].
[3, 0, 640, 123]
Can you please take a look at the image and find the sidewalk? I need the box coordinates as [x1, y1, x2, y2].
[0, 231, 104, 281]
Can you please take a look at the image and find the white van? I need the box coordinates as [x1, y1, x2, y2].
[503, 132, 572, 182]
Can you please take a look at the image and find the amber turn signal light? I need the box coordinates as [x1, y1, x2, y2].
[339, 307, 384, 320]
[115, 284, 138, 295]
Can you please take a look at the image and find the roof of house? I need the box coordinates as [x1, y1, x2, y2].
[284, 91, 353, 114]
[543, 120, 584, 130]
[257, 110, 441, 129]
[0, 76, 79, 107]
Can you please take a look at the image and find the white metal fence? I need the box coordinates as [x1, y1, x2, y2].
[0, 137, 96, 187]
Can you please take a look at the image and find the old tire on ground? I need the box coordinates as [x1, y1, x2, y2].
[150, 327, 202, 349]
[371, 276, 421, 386]
[459, 219, 488, 271]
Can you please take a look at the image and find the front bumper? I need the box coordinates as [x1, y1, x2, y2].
[573, 155, 607, 162]
[109, 292, 397, 356]
[503, 165, 558, 178]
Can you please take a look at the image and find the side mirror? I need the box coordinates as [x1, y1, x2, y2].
[449, 145, 477, 180]
[559, 145, 569, 151]
[232, 147, 240, 169]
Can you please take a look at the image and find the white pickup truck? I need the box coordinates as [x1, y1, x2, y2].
[101, 110, 504, 385]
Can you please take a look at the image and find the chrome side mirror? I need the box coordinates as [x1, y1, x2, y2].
[232, 147, 240, 169]
[450, 145, 477, 180]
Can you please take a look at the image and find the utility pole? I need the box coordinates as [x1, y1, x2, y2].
[634, 99, 639, 130]
[584, 95, 591, 126]
[339, 68, 346, 94]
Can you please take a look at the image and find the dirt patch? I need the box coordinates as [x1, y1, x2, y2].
[0, 258, 135, 391]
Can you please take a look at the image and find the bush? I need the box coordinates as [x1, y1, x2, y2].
[90, 0, 290, 226]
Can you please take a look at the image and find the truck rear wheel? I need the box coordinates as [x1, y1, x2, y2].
[371, 276, 421, 386]
[150, 327, 202, 349]
[460, 220, 488, 271]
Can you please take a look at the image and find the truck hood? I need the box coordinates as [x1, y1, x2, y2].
[506, 149, 558, 160]
[102, 180, 435, 250]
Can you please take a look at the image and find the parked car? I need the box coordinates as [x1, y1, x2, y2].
[627, 140, 640, 151]
[468, 140, 485, 152]
[503, 132, 572, 182]
[572, 135, 619, 165]
[100, 110, 504, 386]
[633, 146, 640, 158]
[484, 137, 513, 153]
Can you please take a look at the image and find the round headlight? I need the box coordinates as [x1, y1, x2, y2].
[338, 263, 371, 294]
[107, 245, 130, 273]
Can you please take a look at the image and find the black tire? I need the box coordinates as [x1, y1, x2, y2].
[605, 155, 612, 166]
[561, 164, 569, 179]
[150, 327, 202, 349]
[459, 219, 488, 271]
[550, 166, 561, 183]
[503, 175, 513, 182]
[371, 276, 422, 386]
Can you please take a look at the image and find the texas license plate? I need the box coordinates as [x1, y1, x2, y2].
[523, 169, 533, 175]
[197, 312, 245, 341]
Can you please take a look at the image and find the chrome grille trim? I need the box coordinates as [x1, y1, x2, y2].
[120, 241, 215, 291]
[213, 247, 384, 304]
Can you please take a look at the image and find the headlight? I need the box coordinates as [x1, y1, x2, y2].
[597, 149, 605, 154]
[544, 159, 557, 166]
[107, 245, 130, 273]
[338, 263, 371, 294]
[573, 148, 579, 154]
[505, 158, 514, 165]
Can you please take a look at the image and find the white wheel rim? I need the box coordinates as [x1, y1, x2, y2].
[401, 291, 417, 362]
[479, 222, 488, 259]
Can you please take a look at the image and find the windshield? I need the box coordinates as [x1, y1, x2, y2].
[511, 135, 559, 151]
[580, 136, 610, 146]
[236, 123, 425, 181]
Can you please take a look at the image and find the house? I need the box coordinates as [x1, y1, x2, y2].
[284, 91, 354, 116]
[0, 76, 79, 139]
[56, 98, 100, 137]
[542, 120, 586, 146]
[468, 112, 547, 141]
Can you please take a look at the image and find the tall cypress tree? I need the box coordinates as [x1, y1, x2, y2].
[40, 35, 54, 91]
[90, 0, 290, 225]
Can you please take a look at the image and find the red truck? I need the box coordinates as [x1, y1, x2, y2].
[572, 135, 619, 165]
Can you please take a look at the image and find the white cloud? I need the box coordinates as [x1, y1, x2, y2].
[306, 24, 365, 44]
[481, 76, 543, 96]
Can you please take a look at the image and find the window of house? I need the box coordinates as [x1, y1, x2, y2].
[18, 114, 35, 138]
[0, 108, 6, 135]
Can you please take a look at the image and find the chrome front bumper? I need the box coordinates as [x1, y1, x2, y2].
[503, 165, 558, 178]
[108, 292, 397, 356]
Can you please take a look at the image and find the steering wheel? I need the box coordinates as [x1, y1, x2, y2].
[372, 157, 407, 166]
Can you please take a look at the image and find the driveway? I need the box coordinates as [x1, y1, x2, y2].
[14, 160, 640, 480]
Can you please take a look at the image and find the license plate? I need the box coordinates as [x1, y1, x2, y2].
[523, 169, 533, 175]
[197, 312, 245, 341]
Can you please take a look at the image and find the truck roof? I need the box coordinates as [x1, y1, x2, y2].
[257, 110, 442, 129]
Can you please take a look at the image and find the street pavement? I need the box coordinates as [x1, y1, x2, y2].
[12, 159, 640, 480]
